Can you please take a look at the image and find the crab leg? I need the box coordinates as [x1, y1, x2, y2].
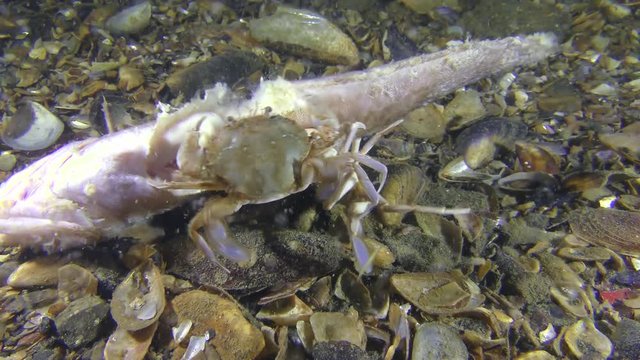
[188, 195, 256, 270]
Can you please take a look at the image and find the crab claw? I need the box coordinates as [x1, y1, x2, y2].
[188, 196, 256, 270]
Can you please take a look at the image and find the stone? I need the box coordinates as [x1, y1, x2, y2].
[55, 296, 111, 349]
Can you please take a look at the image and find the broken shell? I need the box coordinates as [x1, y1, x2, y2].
[444, 89, 486, 131]
[390, 270, 484, 315]
[118, 65, 144, 91]
[110, 261, 165, 331]
[374, 137, 415, 162]
[57, 263, 98, 302]
[563, 320, 612, 360]
[378, 164, 426, 226]
[248, 6, 359, 66]
[555, 246, 611, 262]
[401, 104, 447, 142]
[569, 207, 640, 257]
[1, 101, 64, 151]
[105, 1, 152, 35]
[549, 286, 591, 318]
[172, 319, 193, 344]
[256, 295, 313, 326]
[335, 269, 372, 313]
[309, 311, 367, 350]
[515, 141, 560, 174]
[104, 322, 158, 360]
[599, 132, 640, 164]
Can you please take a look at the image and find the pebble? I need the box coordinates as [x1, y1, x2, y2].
[23, 288, 58, 309]
[412, 323, 468, 360]
[0, 152, 17, 171]
[54, 296, 111, 349]
[249, 6, 359, 66]
[172, 290, 265, 360]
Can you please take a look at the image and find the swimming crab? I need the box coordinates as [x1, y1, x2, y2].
[0, 33, 558, 272]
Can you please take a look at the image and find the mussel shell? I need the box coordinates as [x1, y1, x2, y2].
[110, 261, 165, 331]
[515, 141, 560, 174]
[497, 171, 558, 195]
[569, 207, 640, 257]
[454, 117, 528, 169]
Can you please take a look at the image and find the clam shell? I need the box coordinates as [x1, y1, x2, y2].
[569, 207, 640, 257]
[1, 101, 64, 151]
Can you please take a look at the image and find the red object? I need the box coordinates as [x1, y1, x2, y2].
[600, 288, 633, 304]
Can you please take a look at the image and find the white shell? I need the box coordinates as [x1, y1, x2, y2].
[1, 101, 64, 151]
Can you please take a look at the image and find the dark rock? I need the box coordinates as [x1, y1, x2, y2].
[163, 228, 342, 293]
[612, 318, 640, 360]
[163, 51, 264, 101]
[54, 296, 111, 349]
[312, 341, 377, 360]
[0, 260, 18, 285]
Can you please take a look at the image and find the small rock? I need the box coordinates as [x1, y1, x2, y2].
[172, 290, 265, 360]
[55, 296, 111, 349]
[0, 260, 18, 285]
[249, 6, 359, 66]
[312, 341, 373, 360]
[412, 323, 468, 360]
[0, 152, 17, 171]
[23, 288, 58, 309]
[611, 318, 640, 359]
